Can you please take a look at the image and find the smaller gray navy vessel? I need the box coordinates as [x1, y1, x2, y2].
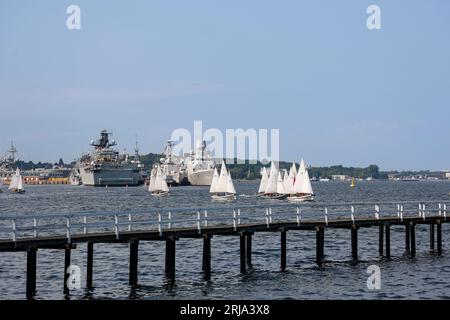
[77, 130, 143, 186]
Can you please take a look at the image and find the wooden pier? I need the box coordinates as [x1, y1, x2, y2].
[0, 201, 448, 299]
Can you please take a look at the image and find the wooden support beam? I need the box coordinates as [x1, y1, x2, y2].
[202, 234, 211, 280]
[385, 224, 391, 259]
[378, 225, 384, 256]
[129, 240, 139, 286]
[430, 224, 435, 251]
[280, 230, 287, 271]
[405, 223, 411, 254]
[63, 246, 71, 295]
[351, 226, 358, 262]
[240, 233, 246, 274]
[437, 221, 442, 256]
[26, 247, 37, 299]
[246, 233, 252, 268]
[165, 238, 176, 279]
[410, 223, 416, 258]
[315, 227, 324, 267]
[86, 242, 93, 289]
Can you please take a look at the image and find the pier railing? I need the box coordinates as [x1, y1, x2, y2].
[0, 201, 448, 242]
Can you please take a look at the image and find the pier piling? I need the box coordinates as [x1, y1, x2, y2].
[26, 248, 37, 299]
[246, 233, 253, 268]
[281, 230, 287, 271]
[316, 227, 324, 267]
[410, 223, 416, 258]
[378, 225, 384, 256]
[129, 240, 139, 286]
[165, 237, 176, 279]
[437, 221, 442, 256]
[351, 226, 358, 262]
[202, 234, 211, 279]
[405, 224, 411, 254]
[86, 242, 93, 288]
[385, 225, 391, 259]
[240, 233, 246, 274]
[430, 224, 435, 251]
[63, 246, 71, 295]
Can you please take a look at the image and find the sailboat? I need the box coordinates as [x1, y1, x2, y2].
[149, 165, 170, 196]
[210, 161, 236, 201]
[283, 163, 297, 195]
[287, 159, 314, 202]
[350, 178, 356, 188]
[259, 162, 287, 200]
[9, 168, 26, 194]
[257, 167, 269, 195]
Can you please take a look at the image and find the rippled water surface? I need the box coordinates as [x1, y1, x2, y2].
[1, 180, 450, 300]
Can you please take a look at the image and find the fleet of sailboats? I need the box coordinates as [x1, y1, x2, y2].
[257, 159, 314, 202]
[148, 165, 170, 196]
[8, 168, 25, 194]
[210, 161, 236, 201]
[258, 162, 288, 200]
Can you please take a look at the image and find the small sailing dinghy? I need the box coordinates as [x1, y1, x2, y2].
[257, 167, 269, 195]
[210, 161, 236, 201]
[350, 178, 356, 188]
[9, 168, 25, 194]
[283, 163, 297, 195]
[259, 162, 287, 200]
[287, 159, 314, 202]
[149, 165, 170, 196]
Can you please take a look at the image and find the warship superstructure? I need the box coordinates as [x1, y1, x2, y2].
[157, 141, 188, 186]
[76, 130, 144, 186]
[185, 140, 216, 186]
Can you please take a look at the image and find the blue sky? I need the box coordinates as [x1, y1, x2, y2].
[1, 0, 449, 170]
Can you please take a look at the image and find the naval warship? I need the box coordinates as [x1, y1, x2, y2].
[75, 130, 144, 186]
[185, 140, 216, 186]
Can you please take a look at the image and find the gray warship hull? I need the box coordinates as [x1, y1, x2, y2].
[79, 166, 141, 186]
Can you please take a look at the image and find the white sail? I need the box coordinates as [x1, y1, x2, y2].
[258, 167, 269, 194]
[226, 172, 236, 194]
[161, 174, 170, 192]
[264, 162, 279, 194]
[276, 171, 285, 194]
[299, 159, 306, 174]
[148, 168, 157, 192]
[283, 170, 294, 194]
[17, 175, 24, 191]
[292, 163, 305, 194]
[154, 166, 163, 191]
[301, 168, 314, 195]
[289, 162, 298, 178]
[215, 161, 229, 193]
[209, 168, 219, 193]
[8, 168, 20, 190]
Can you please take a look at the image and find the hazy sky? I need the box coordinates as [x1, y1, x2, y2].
[1, 0, 449, 171]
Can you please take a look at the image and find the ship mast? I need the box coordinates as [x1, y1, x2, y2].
[8, 140, 17, 163]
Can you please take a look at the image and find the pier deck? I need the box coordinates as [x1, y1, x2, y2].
[0, 201, 448, 299]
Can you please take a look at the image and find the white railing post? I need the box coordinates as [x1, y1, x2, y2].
[83, 216, 87, 235]
[375, 205, 380, 220]
[114, 214, 119, 240]
[233, 210, 237, 231]
[237, 209, 241, 225]
[423, 204, 426, 221]
[419, 203, 423, 218]
[325, 207, 328, 226]
[12, 219, 16, 242]
[444, 204, 447, 220]
[397, 204, 401, 218]
[266, 208, 270, 228]
[400, 205, 404, 222]
[269, 207, 273, 224]
[168, 212, 172, 229]
[351, 205, 355, 223]
[439, 203, 442, 216]
[158, 213, 162, 236]
[296, 207, 301, 226]
[66, 217, 71, 243]
[204, 210, 208, 227]
[33, 218, 37, 238]
[197, 211, 201, 234]
[128, 214, 132, 232]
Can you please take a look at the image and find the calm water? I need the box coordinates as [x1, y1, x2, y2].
[1, 180, 450, 300]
